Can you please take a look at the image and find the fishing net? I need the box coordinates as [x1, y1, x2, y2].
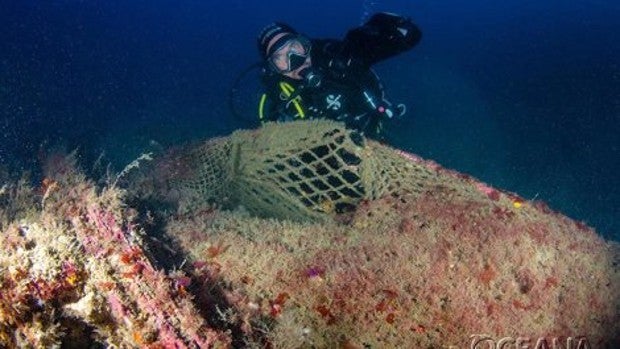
[153, 120, 472, 221]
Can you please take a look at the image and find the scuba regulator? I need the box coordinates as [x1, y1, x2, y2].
[299, 67, 323, 89]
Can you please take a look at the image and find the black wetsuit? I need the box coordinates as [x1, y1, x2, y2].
[259, 13, 422, 137]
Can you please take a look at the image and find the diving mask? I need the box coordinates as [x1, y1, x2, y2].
[268, 35, 311, 73]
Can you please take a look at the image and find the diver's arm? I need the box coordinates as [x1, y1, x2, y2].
[342, 12, 421, 67]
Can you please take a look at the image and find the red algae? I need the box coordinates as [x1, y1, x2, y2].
[479, 264, 497, 286]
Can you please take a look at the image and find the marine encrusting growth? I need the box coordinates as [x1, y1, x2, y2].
[0, 155, 231, 348]
[1, 120, 618, 348]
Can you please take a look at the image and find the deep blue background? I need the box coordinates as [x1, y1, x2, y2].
[1, 0, 618, 239]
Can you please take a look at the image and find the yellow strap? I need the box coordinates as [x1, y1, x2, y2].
[258, 82, 306, 121]
[279, 81, 293, 97]
[258, 93, 267, 121]
[279, 82, 305, 119]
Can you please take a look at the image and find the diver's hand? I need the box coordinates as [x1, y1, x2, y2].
[365, 12, 421, 47]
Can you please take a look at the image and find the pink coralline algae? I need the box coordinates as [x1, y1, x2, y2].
[475, 182, 501, 201]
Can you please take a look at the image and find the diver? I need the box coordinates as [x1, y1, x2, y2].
[256, 12, 422, 138]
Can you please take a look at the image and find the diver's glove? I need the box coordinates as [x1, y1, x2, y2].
[345, 12, 421, 65]
[364, 12, 421, 46]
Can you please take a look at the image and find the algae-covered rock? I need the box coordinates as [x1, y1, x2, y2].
[1, 121, 618, 348]
[0, 155, 230, 348]
[146, 120, 618, 348]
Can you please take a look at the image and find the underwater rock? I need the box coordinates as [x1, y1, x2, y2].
[156, 121, 619, 348]
[163, 148, 619, 348]
[1, 121, 618, 348]
[0, 156, 230, 348]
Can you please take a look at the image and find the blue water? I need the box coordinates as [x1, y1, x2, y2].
[1, 1, 618, 240]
